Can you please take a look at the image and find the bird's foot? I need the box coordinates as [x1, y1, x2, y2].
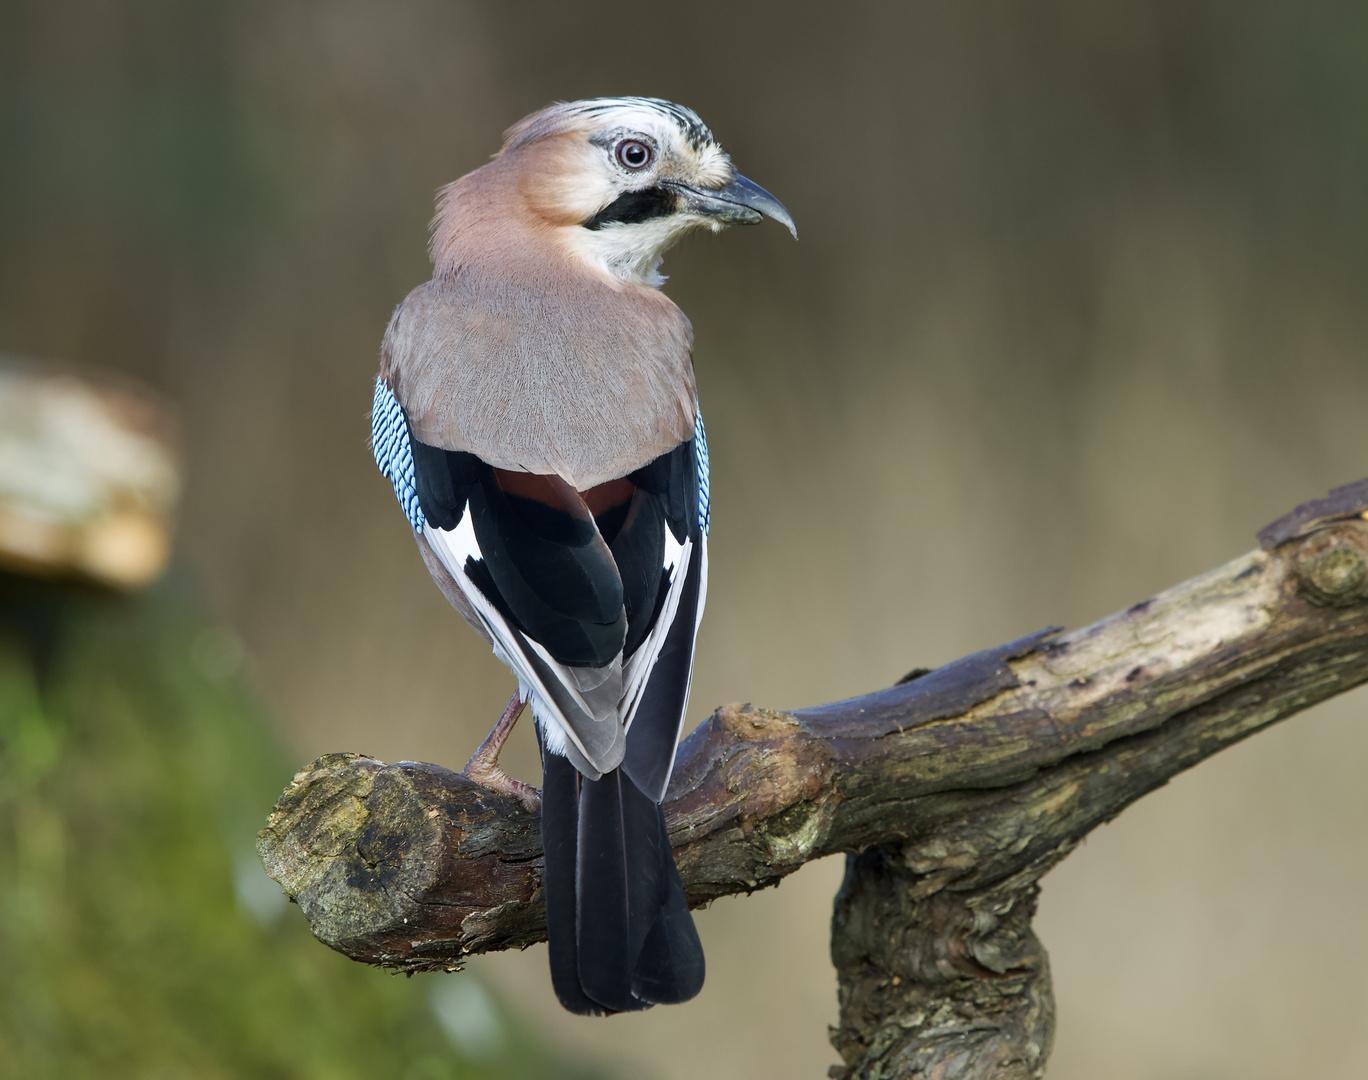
[464, 760, 541, 811]
[461, 692, 541, 812]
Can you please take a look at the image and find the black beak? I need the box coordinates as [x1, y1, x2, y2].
[668, 173, 798, 239]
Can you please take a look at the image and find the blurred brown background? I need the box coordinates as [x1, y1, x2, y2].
[5, 1, 1368, 1076]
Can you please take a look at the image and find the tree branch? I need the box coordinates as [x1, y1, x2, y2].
[259, 481, 1368, 1079]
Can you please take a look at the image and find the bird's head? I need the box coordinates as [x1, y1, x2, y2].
[439, 97, 795, 289]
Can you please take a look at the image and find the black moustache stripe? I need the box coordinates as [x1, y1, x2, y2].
[584, 187, 677, 230]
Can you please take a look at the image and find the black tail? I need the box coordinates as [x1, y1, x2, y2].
[540, 740, 705, 1015]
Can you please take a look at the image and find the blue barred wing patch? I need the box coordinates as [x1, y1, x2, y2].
[371, 377, 425, 531]
[695, 408, 710, 535]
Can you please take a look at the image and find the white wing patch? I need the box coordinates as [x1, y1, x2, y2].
[620, 529, 692, 735]
[629, 534, 707, 801]
[423, 514, 623, 775]
[423, 509, 705, 781]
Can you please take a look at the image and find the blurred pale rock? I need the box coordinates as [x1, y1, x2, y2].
[0, 358, 179, 589]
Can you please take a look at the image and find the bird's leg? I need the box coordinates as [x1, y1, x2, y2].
[461, 692, 541, 811]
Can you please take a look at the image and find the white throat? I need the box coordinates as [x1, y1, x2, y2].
[562, 215, 719, 288]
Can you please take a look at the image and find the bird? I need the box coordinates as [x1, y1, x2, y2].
[369, 97, 795, 1015]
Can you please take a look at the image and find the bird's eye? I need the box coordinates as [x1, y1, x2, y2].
[616, 140, 652, 170]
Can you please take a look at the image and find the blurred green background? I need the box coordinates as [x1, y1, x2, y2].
[4, 1, 1368, 1077]
[0, 577, 589, 1078]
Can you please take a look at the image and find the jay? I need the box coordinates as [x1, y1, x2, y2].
[370, 98, 794, 1015]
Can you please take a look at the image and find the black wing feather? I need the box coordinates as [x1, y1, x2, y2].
[410, 435, 479, 531]
[628, 439, 697, 544]
[468, 476, 626, 666]
[605, 489, 667, 658]
[621, 536, 703, 801]
[411, 430, 627, 668]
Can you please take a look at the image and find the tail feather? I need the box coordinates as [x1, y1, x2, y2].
[539, 731, 704, 1014]
[575, 769, 642, 1012]
[539, 743, 604, 1015]
[629, 798, 704, 1004]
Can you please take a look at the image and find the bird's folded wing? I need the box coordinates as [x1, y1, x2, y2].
[620, 529, 691, 732]
[620, 536, 705, 801]
[419, 458, 630, 777]
[423, 513, 626, 775]
[374, 376, 622, 774]
[615, 416, 709, 800]
[372, 377, 710, 787]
